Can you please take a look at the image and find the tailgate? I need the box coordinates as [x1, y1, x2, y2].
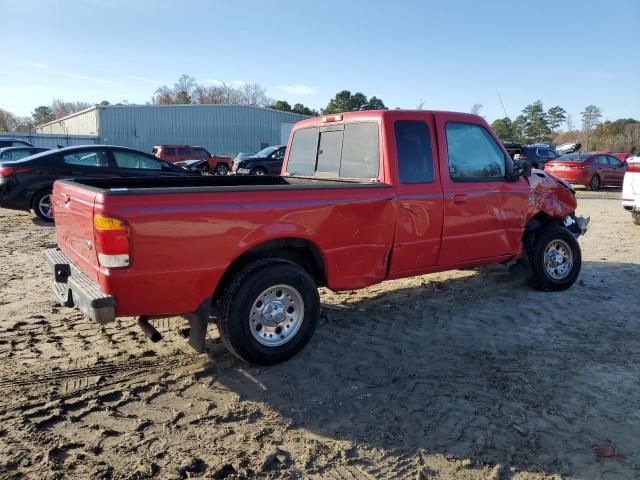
[52, 180, 101, 282]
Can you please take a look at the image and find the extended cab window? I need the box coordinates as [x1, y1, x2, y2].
[446, 122, 505, 180]
[395, 120, 434, 183]
[286, 123, 379, 179]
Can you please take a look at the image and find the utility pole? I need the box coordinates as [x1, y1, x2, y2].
[496, 90, 508, 118]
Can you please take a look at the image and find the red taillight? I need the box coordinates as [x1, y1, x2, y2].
[627, 162, 640, 173]
[0, 166, 32, 177]
[93, 215, 130, 268]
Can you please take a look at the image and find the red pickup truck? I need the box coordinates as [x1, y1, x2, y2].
[45, 110, 589, 365]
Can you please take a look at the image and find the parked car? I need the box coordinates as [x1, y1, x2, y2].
[544, 152, 627, 190]
[501, 142, 559, 168]
[622, 153, 640, 225]
[0, 138, 33, 148]
[556, 143, 581, 155]
[174, 159, 211, 174]
[152, 145, 233, 175]
[233, 145, 286, 175]
[522, 145, 559, 168]
[45, 110, 588, 365]
[0, 146, 49, 161]
[0, 145, 195, 222]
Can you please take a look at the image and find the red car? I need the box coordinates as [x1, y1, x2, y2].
[544, 152, 627, 191]
[152, 145, 232, 175]
[45, 110, 589, 365]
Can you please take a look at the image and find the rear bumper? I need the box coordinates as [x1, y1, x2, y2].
[45, 248, 115, 324]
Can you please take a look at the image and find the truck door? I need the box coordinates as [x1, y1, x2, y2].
[435, 114, 518, 265]
[388, 113, 444, 276]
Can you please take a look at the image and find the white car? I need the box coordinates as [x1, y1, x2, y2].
[622, 152, 640, 225]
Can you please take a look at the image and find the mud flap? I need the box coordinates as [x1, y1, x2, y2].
[185, 299, 212, 352]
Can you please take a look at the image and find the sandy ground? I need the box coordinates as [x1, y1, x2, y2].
[0, 189, 639, 480]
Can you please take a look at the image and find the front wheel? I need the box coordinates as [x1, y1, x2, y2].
[32, 190, 54, 222]
[216, 259, 320, 365]
[215, 164, 229, 175]
[589, 174, 601, 191]
[527, 225, 582, 291]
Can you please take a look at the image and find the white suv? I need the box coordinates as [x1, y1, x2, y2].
[622, 152, 640, 225]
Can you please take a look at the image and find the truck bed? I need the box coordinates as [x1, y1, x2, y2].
[59, 175, 389, 194]
[52, 174, 397, 318]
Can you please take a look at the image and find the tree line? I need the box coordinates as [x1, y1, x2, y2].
[490, 100, 639, 152]
[1, 76, 637, 152]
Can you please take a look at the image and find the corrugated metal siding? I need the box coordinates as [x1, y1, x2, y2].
[97, 105, 308, 155]
[0, 132, 98, 148]
[36, 108, 98, 135]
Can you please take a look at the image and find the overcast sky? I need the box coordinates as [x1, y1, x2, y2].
[1, 0, 639, 123]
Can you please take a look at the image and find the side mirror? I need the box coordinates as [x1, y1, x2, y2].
[511, 159, 531, 179]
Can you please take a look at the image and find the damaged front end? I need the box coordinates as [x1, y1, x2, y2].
[527, 169, 590, 237]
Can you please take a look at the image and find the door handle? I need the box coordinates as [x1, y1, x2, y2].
[453, 194, 468, 205]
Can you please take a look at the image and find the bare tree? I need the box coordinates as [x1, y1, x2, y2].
[471, 103, 484, 116]
[581, 105, 602, 150]
[50, 99, 92, 119]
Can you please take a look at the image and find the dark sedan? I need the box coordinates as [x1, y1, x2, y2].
[0, 146, 49, 161]
[0, 145, 195, 222]
[233, 145, 286, 175]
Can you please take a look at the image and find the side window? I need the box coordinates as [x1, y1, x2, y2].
[193, 148, 209, 158]
[164, 147, 176, 156]
[287, 127, 319, 176]
[596, 156, 609, 165]
[178, 147, 191, 156]
[274, 148, 286, 161]
[395, 120, 433, 183]
[607, 156, 622, 167]
[63, 151, 110, 167]
[113, 151, 162, 170]
[446, 122, 506, 180]
[4, 149, 31, 161]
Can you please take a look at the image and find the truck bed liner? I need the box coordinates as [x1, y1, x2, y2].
[56, 175, 390, 196]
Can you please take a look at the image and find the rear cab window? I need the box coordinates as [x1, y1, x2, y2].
[286, 122, 379, 180]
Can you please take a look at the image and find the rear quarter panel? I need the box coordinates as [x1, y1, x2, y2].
[97, 186, 395, 316]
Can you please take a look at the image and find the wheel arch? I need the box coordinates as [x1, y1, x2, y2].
[212, 237, 327, 304]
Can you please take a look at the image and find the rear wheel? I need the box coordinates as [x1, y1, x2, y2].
[589, 174, 601, 191]
[32, 190, 54, 222]
[216, 259, 320, 365]
[527, 225, 581, 291]
[215, 164, 229, 175]
[633, 212, 640, 226]
[250, 167, 267, 176]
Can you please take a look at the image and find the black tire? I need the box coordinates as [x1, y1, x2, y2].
[215, 164, 229, 175]
[250, 167, 267, 176]
[527, 225, 582, 291]
[633, 212, 640, 226]
[32, 189, 54, 222]
[589, 174, 600, 191]
[216, 259, 320, 365]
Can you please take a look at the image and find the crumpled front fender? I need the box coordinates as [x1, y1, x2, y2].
[527, 170, 577, 221]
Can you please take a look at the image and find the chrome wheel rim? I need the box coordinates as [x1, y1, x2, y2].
[250, 284, 304, 347]
[216, 165, 228, 175]
[38, 194, 53, 219]
[543, 239, 573, 280]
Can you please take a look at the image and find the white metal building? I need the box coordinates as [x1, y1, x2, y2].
[35, 104, 309, 155]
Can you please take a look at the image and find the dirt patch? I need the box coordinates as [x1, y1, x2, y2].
[1, 191, 639, 479]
